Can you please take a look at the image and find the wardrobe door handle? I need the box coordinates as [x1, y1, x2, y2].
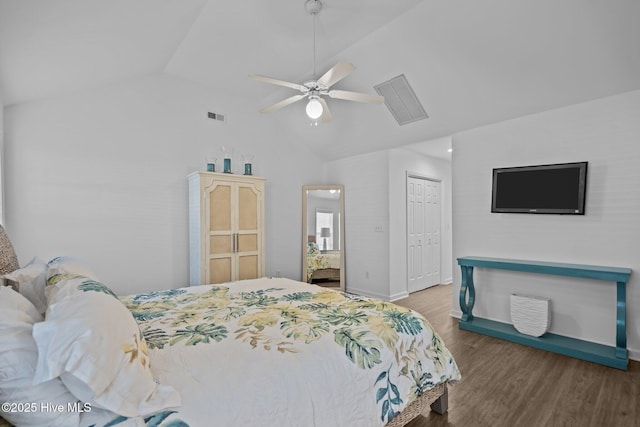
[235, 233, 239, 253]
[231, 233, 236, 253]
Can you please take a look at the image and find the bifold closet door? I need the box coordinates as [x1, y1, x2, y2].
[407, 176, 441, 293]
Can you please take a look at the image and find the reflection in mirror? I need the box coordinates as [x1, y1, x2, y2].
[302, 185, 345, 291]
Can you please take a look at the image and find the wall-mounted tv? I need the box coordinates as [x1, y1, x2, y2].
[491, 161, 588, 215]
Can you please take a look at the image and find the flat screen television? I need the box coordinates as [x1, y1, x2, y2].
[491, 161, 588, 214]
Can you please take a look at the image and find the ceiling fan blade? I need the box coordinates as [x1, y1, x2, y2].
[260, 94, 306, 114]
[318, 98, 332, 123]
[316, 61, 356, 88]
[328, 89, 385, 104]
[249, 74, 307, 92]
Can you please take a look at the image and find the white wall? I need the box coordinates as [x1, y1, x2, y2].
[388, 147, 452, 300]
[325, 146, 453, 301]
[325, 151, 390, 299]
[3, 74, 323, 294]
[452, 90, 640, 359]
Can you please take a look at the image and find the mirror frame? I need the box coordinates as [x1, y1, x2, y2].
[302, 185, 345, 291]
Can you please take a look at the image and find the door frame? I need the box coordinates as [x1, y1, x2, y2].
[406, 171, 442, 293]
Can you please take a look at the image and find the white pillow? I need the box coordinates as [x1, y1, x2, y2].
[45, 255, 99, 304]
[46, 273, 117, 307]
[32, 277, 181, 417]
[47, 255, 98, 281]
[0, 286, 80, 427]
[2, 257, 48, 314]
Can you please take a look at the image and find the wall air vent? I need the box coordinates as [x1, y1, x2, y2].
[207, 112, 226, 122]
[374, 74, 428, 125]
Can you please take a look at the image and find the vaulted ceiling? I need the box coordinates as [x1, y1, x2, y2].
[1, 0, 639, 160]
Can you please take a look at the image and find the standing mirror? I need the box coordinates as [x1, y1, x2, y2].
[302, 185, 345, 291]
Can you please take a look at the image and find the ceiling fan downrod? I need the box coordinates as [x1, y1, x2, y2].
[305, 0, 322, 78]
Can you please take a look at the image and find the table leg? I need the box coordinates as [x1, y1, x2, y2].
[459, 266, 475, 322]
[615, 280, 627, 359]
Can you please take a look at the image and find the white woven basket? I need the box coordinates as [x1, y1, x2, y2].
[510, 294, 551, 337]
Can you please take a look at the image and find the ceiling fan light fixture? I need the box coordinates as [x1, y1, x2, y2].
[306, 96, 323, 119]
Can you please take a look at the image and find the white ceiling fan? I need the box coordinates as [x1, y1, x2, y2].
[249, 0, 385, 124]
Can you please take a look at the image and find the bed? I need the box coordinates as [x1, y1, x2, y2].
[306, 241, 341, 284]
[0, 226, 460, 427]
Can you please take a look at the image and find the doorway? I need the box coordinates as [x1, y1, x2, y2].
[407, 175, 441, 293]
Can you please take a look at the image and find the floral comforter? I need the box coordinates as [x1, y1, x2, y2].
[306, 252, 341, 281]
[82, 277, 460, 427]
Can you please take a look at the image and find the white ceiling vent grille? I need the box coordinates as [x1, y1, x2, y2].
[374, 74, 428, 125]
[207, 112, 226, 122]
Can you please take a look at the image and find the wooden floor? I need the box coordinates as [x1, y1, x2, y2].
[394, 285, 640, 427]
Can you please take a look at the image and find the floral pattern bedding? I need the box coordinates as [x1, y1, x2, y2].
[82, 277, 460, 427]
[306, 243, 341, 281]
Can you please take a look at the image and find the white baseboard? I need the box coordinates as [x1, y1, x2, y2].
[346, 287, 393, 301]
[390, 291, 409, 302]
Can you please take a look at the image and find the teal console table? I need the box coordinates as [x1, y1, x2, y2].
[457, 256, 632, 370]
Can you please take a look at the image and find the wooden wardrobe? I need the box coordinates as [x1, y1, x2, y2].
[188, 171, 265, 285]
